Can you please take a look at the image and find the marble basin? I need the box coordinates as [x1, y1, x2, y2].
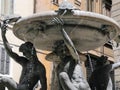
[13, 10, 120, 52]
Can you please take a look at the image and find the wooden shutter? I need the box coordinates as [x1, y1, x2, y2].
[0, 46, 10, 75]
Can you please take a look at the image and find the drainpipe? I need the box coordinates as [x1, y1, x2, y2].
[33, 0, 36, 13]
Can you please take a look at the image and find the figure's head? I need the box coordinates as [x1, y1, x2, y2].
[53, 40, 70, 58]
[19, 42, 35, 57]
[96, 55, 109, 66]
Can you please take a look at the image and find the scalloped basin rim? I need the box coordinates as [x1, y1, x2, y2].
[13, 10, 120, 51]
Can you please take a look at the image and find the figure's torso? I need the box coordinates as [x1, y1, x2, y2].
[72, 64, 91, 90]
[19, 59, 45, 89]
[20, 62, 39, 87]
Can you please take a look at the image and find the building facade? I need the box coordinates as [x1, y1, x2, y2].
[112, 0, 120, 89]
[0, 0, 117, 90]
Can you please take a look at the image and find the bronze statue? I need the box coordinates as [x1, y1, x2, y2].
[0, 19, 47, 90]
[88, 55, 120, 90]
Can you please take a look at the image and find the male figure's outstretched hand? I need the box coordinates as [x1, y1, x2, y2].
[0, 15, 21, 35]
[0, 20, 7, 35]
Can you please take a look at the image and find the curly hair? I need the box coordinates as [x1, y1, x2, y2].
[52, 40, 68, 56]
[96, 55, 108, 66]
[19, 42, 34, 52]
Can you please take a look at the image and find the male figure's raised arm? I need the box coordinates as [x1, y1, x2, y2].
[0, 19, 24, 64]
[53, 17, 80, 63]
[53, 17, 80, 62]
[60, 27, 80, 62]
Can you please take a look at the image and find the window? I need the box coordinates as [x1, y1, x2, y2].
[87, 0, 94, 12]
[75, 0, 81, 6]
[0, 46, 10, 75]
[116, 81, 120, 90]
[52, 0, 59, 5]
[102, 0, 112, 16]
[115, 68, 120, 90]
[0, 0, 14, 15]
[0, 45, 11, 90]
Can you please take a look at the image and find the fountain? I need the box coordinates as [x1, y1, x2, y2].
[0, 0, 120, 90]
[13, 1, 120, 52]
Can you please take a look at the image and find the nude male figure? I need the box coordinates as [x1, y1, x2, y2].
[89, 55, 120, 90]
[0, 18, 47, 90]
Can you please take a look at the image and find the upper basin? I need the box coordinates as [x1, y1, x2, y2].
[13, 10, 120, 51]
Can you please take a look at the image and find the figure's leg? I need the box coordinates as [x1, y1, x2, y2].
[0, 76, 17, 90]
[39, 71, 47, 90]
[39, 76, 47, 90]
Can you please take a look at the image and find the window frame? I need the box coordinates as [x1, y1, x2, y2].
[74, 0, 81, 7]
[102, 0, 112, 16]
[52, 0, 59, 6]
[0, 45, 10, 75]
[87, 0, 94, 12]
[0, 0, 14, 15]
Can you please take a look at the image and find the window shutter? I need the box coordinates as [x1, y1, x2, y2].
[52, 0, 59, 5]
[75, 0, 81, 6]
[0, 46, 10, 75]
[5, 52, 10, 74]
[0, 48, 5, 74]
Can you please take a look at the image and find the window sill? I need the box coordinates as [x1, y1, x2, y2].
[52, 2, 59, 6]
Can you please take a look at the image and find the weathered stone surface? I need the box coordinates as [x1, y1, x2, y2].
[13, 10, 120, 52]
